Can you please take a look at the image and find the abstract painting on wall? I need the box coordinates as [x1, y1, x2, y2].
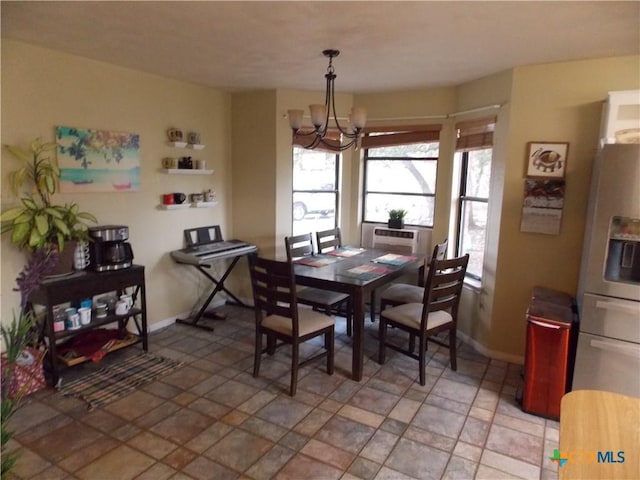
[56, 126, 140, 193]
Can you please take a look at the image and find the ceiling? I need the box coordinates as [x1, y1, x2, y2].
[2, 1, 639, 94]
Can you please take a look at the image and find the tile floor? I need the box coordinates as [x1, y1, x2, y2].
[7, 305, 559, 480]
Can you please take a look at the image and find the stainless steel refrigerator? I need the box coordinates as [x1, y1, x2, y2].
[574, 144, 640, 397]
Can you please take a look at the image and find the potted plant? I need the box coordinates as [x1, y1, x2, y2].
[1, 250, 55, 476]
[0, 138, 97, 275]
[388, 209, 407, 229]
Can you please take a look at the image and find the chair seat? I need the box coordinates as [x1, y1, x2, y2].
[382, 303, 452, 330]
[297, 287, 349, 308]
[381, 283, 424, 305]
[263, 307, 335, 337]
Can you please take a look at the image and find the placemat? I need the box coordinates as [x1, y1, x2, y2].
[294, 255, 342, 267]
[326, 247, 365, 257]
[343, 264, 391, 280]
[372, 253, 418, 266]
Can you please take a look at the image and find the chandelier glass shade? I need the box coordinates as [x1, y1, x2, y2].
[287, 50, 367, 151]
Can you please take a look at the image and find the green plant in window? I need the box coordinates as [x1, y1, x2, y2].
[388, 209, 407, 220]
[388, 209, 407, 229]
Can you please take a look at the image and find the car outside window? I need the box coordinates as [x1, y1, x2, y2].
[292, 147, 339, 235]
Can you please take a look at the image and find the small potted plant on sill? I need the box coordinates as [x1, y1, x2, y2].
[388, 209, 407, 229]
[0, 138, 97, 276]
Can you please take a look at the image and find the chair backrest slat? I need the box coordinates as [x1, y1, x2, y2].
[316, 227, 342, 253]
[248, 254, 299, 334]
[434, 238, 448, 261]
[420, 238, 448, 286]
[285, 232, 314, 261]
[421, 251, 469, 325]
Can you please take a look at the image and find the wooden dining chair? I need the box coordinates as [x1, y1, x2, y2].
[377, 252, 469, 385]
[285, 232, 353, 336]
[248, 254, 335, 396]
[379, 238, 448, 313]
[316, 227, 342, 254]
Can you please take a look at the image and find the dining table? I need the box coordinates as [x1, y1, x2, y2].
[292, 246, 424, 381]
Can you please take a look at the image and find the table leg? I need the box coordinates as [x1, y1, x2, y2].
[352, 289, 365, 381]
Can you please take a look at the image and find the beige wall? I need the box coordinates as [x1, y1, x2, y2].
[351, 58, 638, 360]
[1, 40, 232, 328]
[2, 37, 638, 361]
[491, 55, 640, 356]
[454, 70, 514, 357]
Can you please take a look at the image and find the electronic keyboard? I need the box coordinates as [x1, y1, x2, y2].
[171, 240, 257, 265]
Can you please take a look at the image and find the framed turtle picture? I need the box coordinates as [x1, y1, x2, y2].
[525, 141, 569, 179]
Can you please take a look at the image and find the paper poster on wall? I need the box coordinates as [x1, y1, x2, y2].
[56, 126, 140, 193]
[520, 179, 565, 235]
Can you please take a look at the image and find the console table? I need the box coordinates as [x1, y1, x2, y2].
[28, 265, 147, 386]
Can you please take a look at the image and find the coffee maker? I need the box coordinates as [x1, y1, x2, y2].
[88, 225, 134, 272]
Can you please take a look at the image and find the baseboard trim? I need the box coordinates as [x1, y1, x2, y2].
[457, 330, 524, 365]
[146, 299, 228, 333]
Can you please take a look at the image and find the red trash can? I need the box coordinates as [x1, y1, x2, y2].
[521, 287, 575, 420]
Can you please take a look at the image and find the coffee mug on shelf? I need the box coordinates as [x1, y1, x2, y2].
[120, 294, 133, 311]
[78, 307, 91, 326]
[162, 193, 175, 205]
[187, 132, 201, 145]
[73, 242, 91, 271]
[167, 128, 183, 142]
[67, 313, 81, 330]
[190, 193, 204, 203]
[178, 156, 192, 169]
[204, 189, 216, 202]
[95, 302, 108, 318]
[173, 192, 186, 204]
[195, 159, 206, 170]
[162, 157, 178, 169]
[115, 300, 129, 316]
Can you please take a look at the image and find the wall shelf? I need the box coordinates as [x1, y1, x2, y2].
[158, 202, 217, 210]
[167, 141, 205, 150]
[161, 168, 213, 175]
[159, 204, 191, 210]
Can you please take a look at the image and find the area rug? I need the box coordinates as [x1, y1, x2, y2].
[58, 352, 183, 409]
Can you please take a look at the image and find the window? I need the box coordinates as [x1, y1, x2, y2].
[453, 117, 495, 281]
[292, 147, 340, 235]
[362, 125, 441, 227]
[455, 149, 492, 280]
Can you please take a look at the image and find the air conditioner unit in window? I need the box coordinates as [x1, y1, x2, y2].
[371, 227, 420, 254]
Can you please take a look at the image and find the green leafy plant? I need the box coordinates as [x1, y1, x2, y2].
[1, 250, 54, 476]
[1, 310, 38, 476]
[0, 138, 97, 252]
[388, 209, 408, 220]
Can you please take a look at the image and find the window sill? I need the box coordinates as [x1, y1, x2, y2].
[463, 277, 482, 293]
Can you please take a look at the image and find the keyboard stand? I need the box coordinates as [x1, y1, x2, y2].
[174, 247, 256, 331]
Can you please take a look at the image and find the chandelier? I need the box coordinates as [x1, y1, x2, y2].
[287, 49, 367, 151]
